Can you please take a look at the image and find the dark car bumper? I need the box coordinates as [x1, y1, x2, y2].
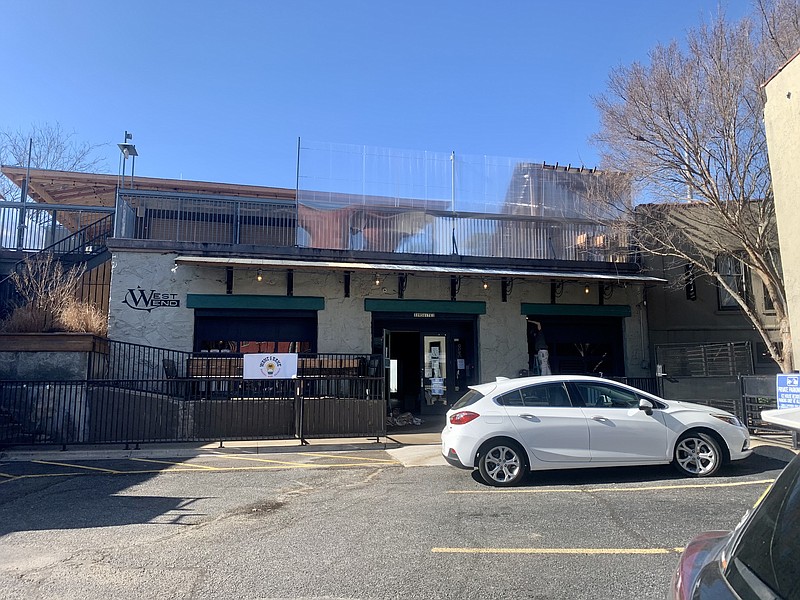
[668, 531, 738, 600]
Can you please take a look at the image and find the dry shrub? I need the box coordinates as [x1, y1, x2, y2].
[1, 254, 107, 336]
[56, 300, 108, 336]
[1, 304, 46, 333]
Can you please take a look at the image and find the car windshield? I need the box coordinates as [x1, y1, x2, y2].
[724, 453, 800, 599]
[451, 389, 484, 409]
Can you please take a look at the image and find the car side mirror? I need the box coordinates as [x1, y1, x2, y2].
[638, 399, 654, 416]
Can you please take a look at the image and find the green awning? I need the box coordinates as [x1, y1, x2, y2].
[187, 294, 324, 311]
[365, 299, 486, 315]
[521, 303, 631, 317]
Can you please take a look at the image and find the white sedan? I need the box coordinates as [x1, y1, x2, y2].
[441, 375, 752, 486]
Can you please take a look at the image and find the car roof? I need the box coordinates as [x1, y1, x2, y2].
[469, 375, 629, 397]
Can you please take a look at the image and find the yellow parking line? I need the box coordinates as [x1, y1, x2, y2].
[448, 479, 776, 494]
[432, 547, 685, 555]
[32, 460, 121, 474]
[753, 484, 773, 508]
[130, 458, 222, 470]
[213, 455, 333, 467]
[2, 461, 390, 481]
[217, 455, 395, 469]
[299, 452, 399, 464]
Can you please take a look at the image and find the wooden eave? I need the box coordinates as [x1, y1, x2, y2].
[0, 166, 297, 208]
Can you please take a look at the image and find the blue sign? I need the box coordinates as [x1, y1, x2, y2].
[776, 374, 800, 408]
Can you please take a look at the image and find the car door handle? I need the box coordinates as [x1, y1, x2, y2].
[591, 415, 609, 422]
[519, 414, 538, 421]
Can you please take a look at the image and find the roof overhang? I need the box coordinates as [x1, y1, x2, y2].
[174, 256, 665, 284]
[0, 166, 296, 208]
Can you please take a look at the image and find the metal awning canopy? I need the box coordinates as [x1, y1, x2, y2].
[0, 166, 296, 207]
[174, 256, 665, 284]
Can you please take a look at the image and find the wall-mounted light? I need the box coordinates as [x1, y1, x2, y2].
[482, 280, 489, 290]
[257, 269, 263, 282]
[584, 284, 591, 295]
[374, 274, 381, 286]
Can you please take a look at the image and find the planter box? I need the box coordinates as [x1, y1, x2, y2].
[0, 333, 106, 353]
[0, 334, 108, 381]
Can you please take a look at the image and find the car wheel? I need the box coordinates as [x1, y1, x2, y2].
[478, 440, 527, 487]
[673, 432, 722, 477]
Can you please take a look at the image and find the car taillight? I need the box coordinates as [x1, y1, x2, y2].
[450, 411, 479, 425]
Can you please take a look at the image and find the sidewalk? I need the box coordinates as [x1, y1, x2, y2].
[0, 432, 795, 464]
[0, 431, 442, 463]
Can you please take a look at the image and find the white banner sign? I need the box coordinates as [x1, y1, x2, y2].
[243, 353, 298, 379]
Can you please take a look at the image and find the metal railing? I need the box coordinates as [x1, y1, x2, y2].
[740, 375, 780, 432]
[115, 190, 297, 247]
[740, 375, 799, 449]
[0, 214, 115, 319]
[0, 352, 385, 447]
[0, 203, 114, 252]
[113, 189, 633, 263]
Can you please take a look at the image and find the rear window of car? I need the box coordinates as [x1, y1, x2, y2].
[451, 389, 484, 409]
[495, 383, 572, 408]
[724, 454, 800, 598]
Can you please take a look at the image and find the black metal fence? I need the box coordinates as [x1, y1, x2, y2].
[0, 213, 114, 320]
[739, 375, 799, 449]
[0, 352, 385, 448]
[740, 375, 780, 432]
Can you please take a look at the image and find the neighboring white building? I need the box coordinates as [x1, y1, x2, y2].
[764, 49, 800, 370]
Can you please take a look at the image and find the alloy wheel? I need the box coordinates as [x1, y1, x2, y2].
[675, 436, 719, 476]
[483, 445, 522, 484]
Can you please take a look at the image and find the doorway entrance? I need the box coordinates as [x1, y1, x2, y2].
[373, 315, 478, 417]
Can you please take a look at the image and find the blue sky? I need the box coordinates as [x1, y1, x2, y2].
[3, 0, 750, 189]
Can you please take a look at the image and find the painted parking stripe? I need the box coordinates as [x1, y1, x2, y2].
[211, 455, 332, 467]
[2, 458, 399, 480]
[32, 460, 121, 474]
[447, 478, 776, 494]
[214, 455, 396, 468]
[130, 458, 223, 470]
[299, 452, 399, 464]
[432, 547, 686, 555]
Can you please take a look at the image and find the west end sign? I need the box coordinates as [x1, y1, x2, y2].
[123, 287, 181, 312]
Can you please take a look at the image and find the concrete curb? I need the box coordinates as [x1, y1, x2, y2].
[0, 434, 443, 463]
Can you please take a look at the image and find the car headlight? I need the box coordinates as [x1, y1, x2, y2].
[711, 413, 743, 427]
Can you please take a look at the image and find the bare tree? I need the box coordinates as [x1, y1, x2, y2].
[0, 123, 107, 248]
[592, 1, 800, 372]
[0, 122, 106, 201]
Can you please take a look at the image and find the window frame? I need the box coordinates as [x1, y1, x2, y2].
[715, 253, 750, 312]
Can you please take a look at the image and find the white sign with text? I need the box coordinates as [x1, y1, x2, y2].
[243, 353, 298, 379]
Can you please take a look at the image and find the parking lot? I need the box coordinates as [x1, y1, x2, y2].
[0, 443, 794, 600]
